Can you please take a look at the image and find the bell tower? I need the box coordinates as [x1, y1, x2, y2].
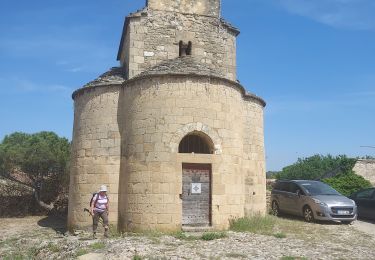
[118, 0, 237, 81]
[147, 0, 221, 17]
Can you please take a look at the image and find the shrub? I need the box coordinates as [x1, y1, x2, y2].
[323, 172, 372, 196]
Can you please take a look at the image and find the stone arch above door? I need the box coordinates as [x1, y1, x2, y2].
[170, 123, 222, 155]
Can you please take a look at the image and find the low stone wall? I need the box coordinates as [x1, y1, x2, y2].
[266, 190, 271, 213]
[353, 159, 375, 186]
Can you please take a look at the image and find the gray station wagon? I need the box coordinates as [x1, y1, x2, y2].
[271, 180, 357, 223]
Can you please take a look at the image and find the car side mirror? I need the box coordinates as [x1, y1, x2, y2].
[296, 190, 301, 197]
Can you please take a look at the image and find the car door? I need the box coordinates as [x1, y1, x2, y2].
[283, 182, 302, 215]
[273, 181, 289, 212]
[370, 190, 375, 221]
[353, 189, 375, 219]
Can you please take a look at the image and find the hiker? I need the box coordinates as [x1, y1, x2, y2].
[91, 185, 109, 238]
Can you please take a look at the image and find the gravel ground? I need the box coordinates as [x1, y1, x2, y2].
[1, 216, 375, 260]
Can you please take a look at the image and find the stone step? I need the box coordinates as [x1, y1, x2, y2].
[182, 226, 213, 232]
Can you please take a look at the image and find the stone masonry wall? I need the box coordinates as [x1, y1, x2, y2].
[353, 159, 375, 186]
[116, 75, 263, 231]
[68, 86, 121, 230]
[243, 101, 267, 216]
[119, 10, 237, 81]
[147, 0, 221, 17]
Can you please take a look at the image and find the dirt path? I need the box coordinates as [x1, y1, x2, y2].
[0, 217, 45, 240]
[353, 220, 375, 237]
[1, 216, 375, 259]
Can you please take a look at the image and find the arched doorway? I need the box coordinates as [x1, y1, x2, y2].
[178, 131, 214, 154]
[179, 132, 213, 227]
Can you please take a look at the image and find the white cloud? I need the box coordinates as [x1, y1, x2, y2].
[273, 0, 375, 30]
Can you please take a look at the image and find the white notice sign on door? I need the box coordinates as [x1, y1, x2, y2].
[191, 183, 202, 194]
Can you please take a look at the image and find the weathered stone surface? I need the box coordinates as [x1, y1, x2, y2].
[118, 9, 238, 81]
[147, 0, 221, 17]
[135, 55, 225, 78]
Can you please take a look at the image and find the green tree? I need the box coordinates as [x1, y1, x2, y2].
[0, 132, 70, 211]
[276, 154, 356, 180]
[275, 154, 372, 195]
[323, 173, 372, 196]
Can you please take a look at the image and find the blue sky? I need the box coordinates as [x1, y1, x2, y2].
[0, 0, 374, 170]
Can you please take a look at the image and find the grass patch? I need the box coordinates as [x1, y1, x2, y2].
[230, 214, 276, 235]
[109, 224, 124, 238]
[47, 243, 61, 253]
[90, 242, 106, 250]
[173, 231, 227, 241]
[26, 247, 39, 258]
[273, 232, 287, 239]
[3, 253, 25, 260]
[201, 232, 227, 241]
[133, 254, 143, 260]
[172, 231, 199, 241]
[141, 230, 165, 237]
[3, 246, 40, 260]
[0, 237, 19, 247]
[226, 252, 247, 258]
[76, 248, 89, 257]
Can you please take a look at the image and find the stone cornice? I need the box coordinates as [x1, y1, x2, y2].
[72, 73, 266, 107]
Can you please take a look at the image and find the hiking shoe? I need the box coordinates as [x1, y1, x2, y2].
[93, 233, 97, 239]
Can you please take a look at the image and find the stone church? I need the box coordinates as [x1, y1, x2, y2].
[68, 0, 266, 232]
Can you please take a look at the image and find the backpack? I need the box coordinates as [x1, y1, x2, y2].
[90, 192, 109, 208]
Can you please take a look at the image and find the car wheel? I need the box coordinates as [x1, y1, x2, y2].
[303, 206, 314, 222]
[271, 201, 280, 217]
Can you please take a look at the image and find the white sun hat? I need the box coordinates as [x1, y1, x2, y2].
[99, 185, 108, 192]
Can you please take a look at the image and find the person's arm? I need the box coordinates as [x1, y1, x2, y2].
[106, 196, 109, 215]
[91, 195, 96, 215]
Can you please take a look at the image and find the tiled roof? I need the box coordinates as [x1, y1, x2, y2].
[83, 67, 126, 88]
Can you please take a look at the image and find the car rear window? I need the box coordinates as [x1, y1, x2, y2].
[274, 182, 289, 192]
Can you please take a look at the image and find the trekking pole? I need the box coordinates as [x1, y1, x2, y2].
[84, 208, 103, 225]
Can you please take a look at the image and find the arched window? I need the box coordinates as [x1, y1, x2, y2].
[178, 132, 213, 154]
